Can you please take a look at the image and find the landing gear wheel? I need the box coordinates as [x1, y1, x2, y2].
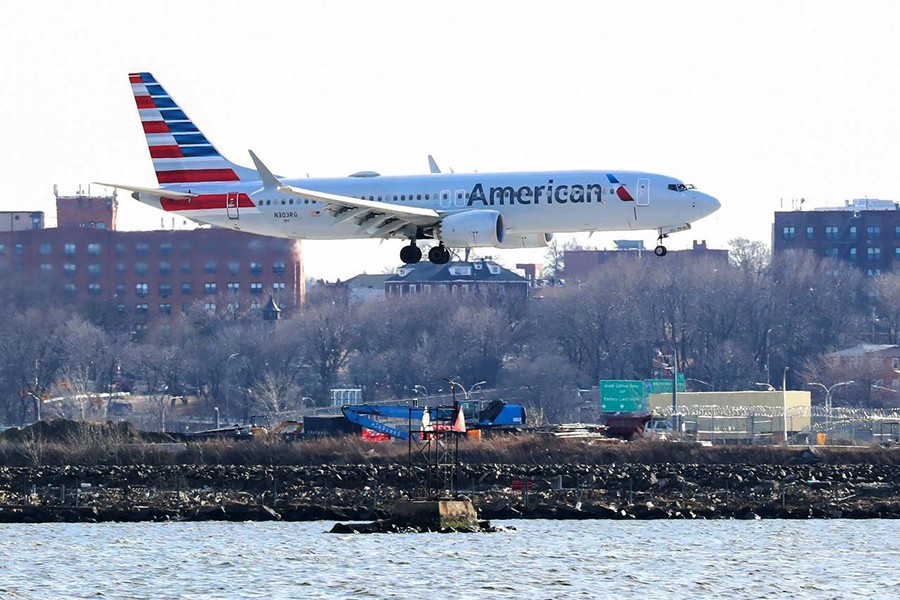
[428, 244, 451, 265]
[654, 245, 668, 257]
[400, 244, 422, 264]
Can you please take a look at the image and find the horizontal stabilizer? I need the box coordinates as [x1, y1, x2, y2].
[93, 182, 197, 200]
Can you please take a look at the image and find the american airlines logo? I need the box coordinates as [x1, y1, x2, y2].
[466, 175, 631, 207]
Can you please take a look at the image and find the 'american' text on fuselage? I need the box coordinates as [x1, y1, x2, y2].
[466, 181, 605, 207]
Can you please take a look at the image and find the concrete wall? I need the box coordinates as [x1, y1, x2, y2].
[648, 391, 812, 442]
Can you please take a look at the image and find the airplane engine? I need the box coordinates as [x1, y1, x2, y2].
[436, 210, 505, 247]
[496, 232, 554, 249]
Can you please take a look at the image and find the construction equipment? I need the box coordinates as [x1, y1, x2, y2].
[341, 400, 526, 441]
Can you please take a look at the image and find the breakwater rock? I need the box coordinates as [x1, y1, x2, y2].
[1, 460, 899, 523]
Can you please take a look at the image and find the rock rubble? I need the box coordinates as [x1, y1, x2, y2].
[1, 459, 898, 523]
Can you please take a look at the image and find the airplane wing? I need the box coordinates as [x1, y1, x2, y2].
[93, 182, 198, 200]
[276, 183, 442, 237]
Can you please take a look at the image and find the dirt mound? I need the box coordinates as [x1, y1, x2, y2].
[0, 419, 176, 444]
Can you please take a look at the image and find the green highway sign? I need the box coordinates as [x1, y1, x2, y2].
[600, 380, 646, 413]
[643, 374, 686, 395]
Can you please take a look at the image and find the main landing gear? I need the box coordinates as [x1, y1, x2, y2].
[400, 242, 422, 265]
[399, 241, 451, 265]
[427, 244, 451, 265]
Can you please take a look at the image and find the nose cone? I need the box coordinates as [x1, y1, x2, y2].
[694, 192, 720, 219]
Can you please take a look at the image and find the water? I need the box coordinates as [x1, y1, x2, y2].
[1, 520, 898, 599]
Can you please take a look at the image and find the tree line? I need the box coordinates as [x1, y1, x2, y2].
[0, 238, 897, 427]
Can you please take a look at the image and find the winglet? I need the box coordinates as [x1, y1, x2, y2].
[427, 155, 441, 174]
[248, 150, 282, 190]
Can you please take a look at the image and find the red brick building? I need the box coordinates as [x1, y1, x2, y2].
[0, 193, 303, 330]
[773, 199, 900, 276]
[55, 188, 118, 230]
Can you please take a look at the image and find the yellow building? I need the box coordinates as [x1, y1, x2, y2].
[647, 391, 812, 444]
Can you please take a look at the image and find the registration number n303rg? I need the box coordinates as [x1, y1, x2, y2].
[274, 211, 298, 218]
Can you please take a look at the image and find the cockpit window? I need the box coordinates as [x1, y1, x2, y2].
[667, 183, 696, 192]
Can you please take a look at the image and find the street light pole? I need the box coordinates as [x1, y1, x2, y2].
[782, 367, 790, 445]
[224, 353, 239, 420]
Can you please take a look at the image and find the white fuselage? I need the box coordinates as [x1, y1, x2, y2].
[144, 169, 719, 243]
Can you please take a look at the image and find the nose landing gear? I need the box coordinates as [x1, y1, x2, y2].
[654, 231, 669, 257]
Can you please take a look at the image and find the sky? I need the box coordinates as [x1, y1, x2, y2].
[2, 0, 900, 281]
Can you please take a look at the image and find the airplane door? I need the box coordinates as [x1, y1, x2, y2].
[226, 192, 240, 219]
[636, 179, 650, 206]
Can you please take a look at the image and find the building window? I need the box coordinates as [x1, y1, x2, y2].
[781, 226, 796, 241]
[805, 226, 814, 240]
[227, 261, 239, 276]
[825, 226, 839, 240]
[868, 247, 881, 261]
[88, 264, 101, 276]
[115, 243, 126, 257]
[895, 247, 900, 260]
[203, 302, 216, 313]
[159, 283, 172, 298]
[867, 268, 882, 277]
[135, 262, 148, 276]
[273, 261, 286, 275]
[135, 303, 149, 316]
[159, 262, 172, 276]
[87, 283, 101, 297]
[116, 263, 126, 274]
[249, 261, 263, 275]
[135, 283, 149, 297]
[63, 283, 76, 297]
[204, 261, 217, 274]
[180, 241, 191, 254]
[159, 243, 173, 256]
[227, 282, 240, 295]
[87, 243, 101, 256]
[159, 303, 172, 315]
[63, 243, 76, 255]
[867, 226, 881, 240]
[204, 282, 217, 295]
[226, 302, 239, 314]
[182, 282, 192, 296]
[40, 263, 52, 272]
[273, 282, 285, 293]
[849, 247, 857, 260]
[0, 244, 5, 254]
[63, 263, 76, 276]
[135, 243, 149, 257]
[39, 243, 52, 256]
[824, 247, 839, 257]
[181, 261, 191, 274]
[849, 226, 857, 240]
[250, 282, 263, 296]
[116, 284, 125, 297]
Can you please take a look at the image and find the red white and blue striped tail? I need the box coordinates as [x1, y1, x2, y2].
[128, 72, 256, 185]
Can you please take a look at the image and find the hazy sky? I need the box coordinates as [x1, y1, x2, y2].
[2, 0, 899, 280]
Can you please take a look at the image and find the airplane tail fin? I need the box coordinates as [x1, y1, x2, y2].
[128, 72, 256, 185]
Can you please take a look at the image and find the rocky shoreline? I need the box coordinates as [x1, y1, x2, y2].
[2, 459, 899, 523]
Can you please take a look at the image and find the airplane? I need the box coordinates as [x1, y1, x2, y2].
[99, 73, 720, 265]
